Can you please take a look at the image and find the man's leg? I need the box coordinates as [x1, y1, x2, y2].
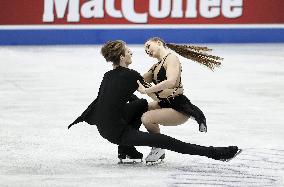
[118, 98, 148, 161]
[123, 98, 148, 129]
[119, 128, 239, 161]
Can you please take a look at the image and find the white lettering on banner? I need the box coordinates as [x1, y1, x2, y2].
[149, 0, 171, 18]
[171, 0, 183, 18]
[43, 0, 80, 22]
[67, 0, 80, 21]
[200, 0, 221, 18]
[222, 0, 243, 18]
[185, 0, 198, 18]
[106, 0, 123, 18]
[122, 0, 147, 23]
[81, 0, 104, 19]
[43, 0, 243, 23]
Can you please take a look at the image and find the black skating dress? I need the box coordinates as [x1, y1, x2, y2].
[149, 54, 207, 126]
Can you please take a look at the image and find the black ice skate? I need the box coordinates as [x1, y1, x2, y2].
[221, 148, 242, 162]
[118, 145, 143, 164]
[209, 146, 241, 162]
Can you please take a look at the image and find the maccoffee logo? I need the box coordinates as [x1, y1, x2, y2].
[43, 0, 243, 23]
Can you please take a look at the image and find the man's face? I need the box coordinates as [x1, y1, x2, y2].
[122, 46, 133, 66]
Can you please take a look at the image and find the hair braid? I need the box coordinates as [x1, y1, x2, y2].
[177, 44, 212, 52]
[148, 37, 223, 71]
[166, 43, 223, 70]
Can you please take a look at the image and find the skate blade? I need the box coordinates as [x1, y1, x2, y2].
[145, 154, 165, 165]
[146, 159, 164, 166]
[221, 149, 242, 162]
[199, 129, 207, 133]
[199, 124, 207, 133]
[118, 158, 143, 164]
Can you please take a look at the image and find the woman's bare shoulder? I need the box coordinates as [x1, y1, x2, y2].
[164, 53, 180, 68]
[167, 53, 180, 63]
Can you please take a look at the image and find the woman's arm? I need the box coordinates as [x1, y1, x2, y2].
[158, 87, 183, 98]
[143, 55, 180, 94]
[145, 87, 184, 101]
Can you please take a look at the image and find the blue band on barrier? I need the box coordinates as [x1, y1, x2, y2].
[0, 28, 283, 45]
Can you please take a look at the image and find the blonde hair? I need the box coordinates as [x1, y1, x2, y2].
[148, 37, 223, 71]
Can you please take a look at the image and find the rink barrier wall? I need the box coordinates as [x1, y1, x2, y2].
[1, 0, 283, 45]
[1, 27, 284, 45]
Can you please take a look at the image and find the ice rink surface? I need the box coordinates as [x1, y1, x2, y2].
[0, 44, 284, 187]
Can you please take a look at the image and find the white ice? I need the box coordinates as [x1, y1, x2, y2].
[0, 44, 284, 187]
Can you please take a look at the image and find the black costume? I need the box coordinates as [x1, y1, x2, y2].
[69, 66, 238, 160]
[69, 67, 148, 143]
[149, 53, 207, 128]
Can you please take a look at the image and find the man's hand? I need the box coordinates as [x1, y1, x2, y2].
[137, 80, 147, 94]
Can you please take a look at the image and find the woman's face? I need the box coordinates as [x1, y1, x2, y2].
[144, 40, 161, 58]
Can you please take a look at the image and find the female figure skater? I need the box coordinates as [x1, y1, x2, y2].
[69, 40, 240, 164]
[137, 37, 223, 162]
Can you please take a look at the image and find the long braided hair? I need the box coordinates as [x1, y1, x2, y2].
[148, 37, 223, 71]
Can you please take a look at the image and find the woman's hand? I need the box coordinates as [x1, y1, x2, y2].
[137, 80, 147, 94]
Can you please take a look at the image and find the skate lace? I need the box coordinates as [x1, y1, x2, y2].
[149, 147, 158, 156]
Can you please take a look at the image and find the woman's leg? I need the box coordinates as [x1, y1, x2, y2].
[148, 101, 161, 111]
[141, 108, 189, 133]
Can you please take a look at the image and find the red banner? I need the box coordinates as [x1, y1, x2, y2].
[0, 0, 284, 25]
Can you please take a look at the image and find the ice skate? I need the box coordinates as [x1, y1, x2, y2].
[118, 146, 143, 164]
[221, 148, 242, 162]
[145, 147, 165, 165]
[193, 117, 207, 133]
[199, 122, 207, 133]
[209, 146, 241, 162]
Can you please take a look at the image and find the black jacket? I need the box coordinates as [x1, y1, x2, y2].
[69, 66, 147, 143]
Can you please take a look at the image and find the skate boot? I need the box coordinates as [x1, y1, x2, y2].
[118, 145, 143, 164]
[199, 122, 207, 133]
[208, 146, 242, 162]
[198, 118, 207, 133]
[145, 147, 165, 164]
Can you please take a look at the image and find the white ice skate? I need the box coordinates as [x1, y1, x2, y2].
[145, 147, 165, 165]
